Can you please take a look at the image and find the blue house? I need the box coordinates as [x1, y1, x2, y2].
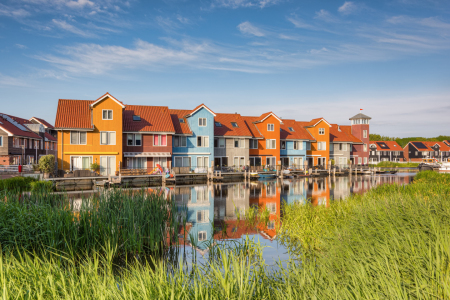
[280, 179, 308, 206]
[170, 104, 216, 171]
[280, 120, 314, 169]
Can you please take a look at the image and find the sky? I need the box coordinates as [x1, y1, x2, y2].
[0, 0, 449, 137]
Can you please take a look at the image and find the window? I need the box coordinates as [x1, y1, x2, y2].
[293, 141, 303, 150]
[266, 139, 276, 149]
[0, 136, 3, 147]
[250, 157, 262, 166]
[127, 157, 146, 169]
[70, 131, 87, 145]
[363, 144, 367, 152]
[102, 110, 113, 120]
[197, 156, 209, 168]
[199, 118, 207, 127]
[319, 128, 325, 135]
[234, 138, 244, 148]
[179, 118, 185, 123]
[250, 139, 258, 149]
[363, 130, 367, 138]
[307, 143, 311, 150]
[127, 134, 142, 146]
[174, 156, 191, 167]
[288, 127, 294, 132]
[281, 141, 286, 150]
[215, 122, 222, 127]
[173, 136, 187, 147]
[197, 136, 209, 147]
[267, 124, 274, 131]
[133, 115, 140, 121]
[358, 157, 362, 164]
[317, 142, 326, 151]
[214, 138, 225, 148]
[71, 156, 93, 170]
[415, 151, 418, 156]
[197, 210, 209, 223]
[154, 134, 167, 146]
[231, 122, 238, 128]
[364, 157, 367, 164]
[100, 131, 116, 145]
[198, 231, 207, 241]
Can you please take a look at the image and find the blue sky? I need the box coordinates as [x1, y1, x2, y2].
[0, 0, 449, 137]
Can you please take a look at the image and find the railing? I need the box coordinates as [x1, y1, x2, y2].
[0, 165, 34, 172]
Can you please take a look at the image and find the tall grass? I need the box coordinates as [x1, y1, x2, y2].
[0, 189, 182, 259]
[0, 176, 36, 192]
[371, 161, 419, 168]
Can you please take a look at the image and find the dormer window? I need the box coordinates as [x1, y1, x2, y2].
[102, 110, 113, 120]
[288, 127, 294, 132]
[133, 115, 140, 121]
[179, 119, 185, 123]
[215, 122, 222, 127]
[231, 122, 238, 128]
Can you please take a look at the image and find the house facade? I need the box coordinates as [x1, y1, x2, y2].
[213, 113, 252, 169]
[298, 118, 331, 167]
[329, 124, 361, 168]
[170, 104, 216, 172]
[280, 119, 313, 169]
[55, 93, 124, 176]
[369, 141, 404, 163]
[348, 113, 371, 165]
[122, 105, 175, 173]
[243, 112, 283, 168]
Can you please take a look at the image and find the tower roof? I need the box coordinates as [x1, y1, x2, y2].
[349, 113, 371, 120]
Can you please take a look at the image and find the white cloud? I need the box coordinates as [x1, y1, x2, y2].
[213, 0, 281, 9]
[287, 16, 314, 29]
[15, 44, 28, 49]
[52, 19, 96, 37]
[237, 21, 265, 37]
[0, 73, 29, 87]
[0, 4, 30, 18]
[65, 0, 94, 9]
[338, 1, 357, 15]
[315, 9, 339, 22]
[177, 15, 190, 24]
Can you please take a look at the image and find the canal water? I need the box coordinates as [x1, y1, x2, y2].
[159, 173, 416, 267]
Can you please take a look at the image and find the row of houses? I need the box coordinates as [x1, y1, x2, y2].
[0, 113, 57, 166]
[369, 140, 450, 163]
[53, 93, 372, 176]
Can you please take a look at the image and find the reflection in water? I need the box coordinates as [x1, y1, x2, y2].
[170, 173, 415, 253]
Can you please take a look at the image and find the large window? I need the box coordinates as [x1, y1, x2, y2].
[234, 138, 244, 148]
[319, 128, 325, 135]
[266, 139, 276, 149]
[293, 141, 303, 150]
[127, 157, 146, 169]
[267, 124, 274, 131]
[70, 131, 87, 145]
[197, 136, 209, 147]
[317, 142, 326, 151]
[127, 134, 142, 146]
[71, 156, 92, 170]
[197, 156, 209, 167]
[198, 118, 207, 127]
[174, 156, 191, 167]
[250, 139, 258, 149]
[173, 136, 187, 147]
[100, 131, 116, 145]
[102, 110, 113, 120]
[250, 157, 261, 166]
[154, 134, 167, 146]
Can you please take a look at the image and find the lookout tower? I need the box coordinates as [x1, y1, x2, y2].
[349, 112, 371, 165]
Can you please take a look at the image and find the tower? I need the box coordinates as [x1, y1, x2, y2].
[349, 112, 371, 165]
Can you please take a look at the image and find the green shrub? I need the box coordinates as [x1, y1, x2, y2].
[0, 176, 36, 192]
[38, 155, 55, 174]
[30, 180, 53, 192]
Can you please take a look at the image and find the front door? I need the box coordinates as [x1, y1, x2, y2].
[100, 156, 116, 176]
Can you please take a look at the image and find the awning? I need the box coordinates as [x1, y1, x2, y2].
[124, 152, 171, 158]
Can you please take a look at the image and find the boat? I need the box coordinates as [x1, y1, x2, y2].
[418, 158, 441, 172]
[438, 162, 450, 173]
[258, 173, 277, 179]
[389, 170, 398, 174]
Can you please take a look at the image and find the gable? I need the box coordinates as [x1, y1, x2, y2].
[90, 93, 125, 109]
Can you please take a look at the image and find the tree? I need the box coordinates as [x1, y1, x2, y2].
[39, 155, 55, 174]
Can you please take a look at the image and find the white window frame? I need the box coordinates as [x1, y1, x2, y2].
[197, 136, 209, 147]
[102, 109, 113, 120]
[364, 144, 367, 152]
[100, 131, 116, 145]
[174, 156, 191, 167]
[250, 139, 258, 149]
[358, 157, 362, 164]
[70, 156, 93, 171]
[198, 118, 207, 127]
[267, 124, 274, 131]
[266, 139, 276, 149]
[363, 130, 367, 138]
[198, 231, 207, 241]
[154, 134, 167, 146]
[319, 128, 325, 135]
[281, 140, 286, 150]
[70, 131, 87, 145]
[197, 210, 209, 223]
[173, 136, 187, 148]
[127, 133, 142, 146]
[318, 142, 326, 151]
[196, 156, 209, 168]
[364, 157, 367, 164]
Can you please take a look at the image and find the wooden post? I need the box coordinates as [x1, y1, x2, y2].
[309, 168, 312, 176]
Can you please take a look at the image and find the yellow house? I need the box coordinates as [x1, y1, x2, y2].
[55, 93, 125, 176]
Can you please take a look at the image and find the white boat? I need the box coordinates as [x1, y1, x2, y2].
[439, 162, 450, 173]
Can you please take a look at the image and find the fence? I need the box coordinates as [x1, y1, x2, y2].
[0, 165, 34, 172]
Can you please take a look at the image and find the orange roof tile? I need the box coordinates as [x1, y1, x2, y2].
[437, 142, 450, 151]
[305, 117, 331, 127]
[370, 141, 402, 151]
[256, 112, 282, 123]
[123, 105, 175, 133]
[55, 99, 94, 129]
[281, 119, 315, 140]
[330, 124, 360, 143]
[169, 109, 192, 135]
[214, 113, 252, 137]
[241, 116, 264, 138]
[339, 125, 363, 144]
[422, 141, 450, 152]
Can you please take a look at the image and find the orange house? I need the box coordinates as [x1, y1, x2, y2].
[242, 112, 283, 168]
[55, 93, 125, 176]
[306, 177, 330, 207]
[298, 118, 331, 167]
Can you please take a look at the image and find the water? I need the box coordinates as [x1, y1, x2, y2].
[165, 173, 416, 267]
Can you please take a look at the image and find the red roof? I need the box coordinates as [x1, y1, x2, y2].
[444, 140, 450, 146]
[0, 113, 42, 139]
[330, 124, 361, 143]
[214, 113, 252, 137]
[434, 142, 450, 151]
[370, 141, 402, 151]
[123, 105, 175, 133]
[339, 126, 363, 144]
[305, 117, 331, 127]
[55, 99, 94, 129]
[31, 117, 54, 129]
[280, 119, 315, 140]
[45, 132, 57, 141]
[169, 109, 192, 135]
[241, 116, 264, 138]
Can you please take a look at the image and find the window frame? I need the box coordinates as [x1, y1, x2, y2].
[363, 130, 367, 138]
[318, 128, 325, 135]
[173, 136, 187, 148]
[153, 134, 167, 147]
[250, 139, 258, 149]
[127, 133, 142, 146]
[70, 131, 87, 145]
[231, 122, 238, 128]
[267, 124, 274, 131]
[198, 118, 207, 127]
[281, 140, 286, 150]
[197, 136, 209, 147]
[102, 109, 113, 120]
[0, 136, 2, 147]
[266, 139, 276, 149]
[100, 131, 116, 145]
